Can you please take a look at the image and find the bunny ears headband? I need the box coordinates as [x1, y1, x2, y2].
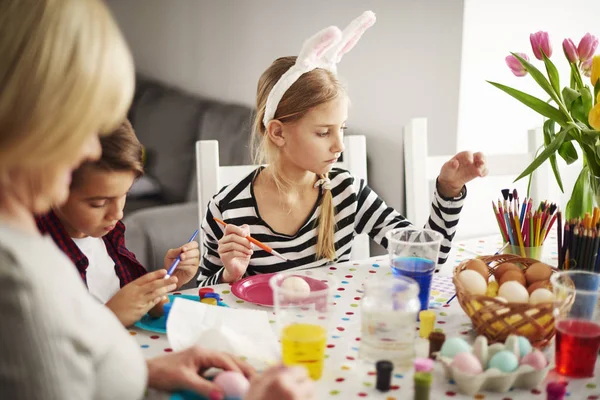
[262, 10, 376, 128]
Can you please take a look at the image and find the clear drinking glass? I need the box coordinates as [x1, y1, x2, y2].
[386, 228, 443, 311]
[269, 269, 335, 380]
[552, 270, 600, 378]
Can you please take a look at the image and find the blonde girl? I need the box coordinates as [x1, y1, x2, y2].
[200, 12, 488, 285]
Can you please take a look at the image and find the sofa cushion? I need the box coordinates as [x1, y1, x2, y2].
[186, 103, 255, 201]
[129, 78, 213, 203]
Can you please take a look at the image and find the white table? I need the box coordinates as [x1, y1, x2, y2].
[135, 232, 600, 400]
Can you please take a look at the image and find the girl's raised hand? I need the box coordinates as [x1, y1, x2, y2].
[438, 151, 488, 198]
[218, 223, 253, 283]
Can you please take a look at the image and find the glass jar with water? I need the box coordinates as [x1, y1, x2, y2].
[358, 275, 420, 369]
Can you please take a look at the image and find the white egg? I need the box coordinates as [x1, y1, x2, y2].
[281, 276, 311, 300]
[529, 288, 554, 305]
[458, 270, 487, 295]
[498, 281, 529, 303]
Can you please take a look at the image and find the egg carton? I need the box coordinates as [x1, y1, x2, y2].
[436, 335, 552, 396]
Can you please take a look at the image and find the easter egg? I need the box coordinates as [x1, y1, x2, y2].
[214, 371, 250, 398]
[529, 288, 554, 305]
[498, 281, 529, 303]
[148, 296, 170, 318]
[525, 262, 553, 286]
[499, 270, 526, 287]
[281, 276, 311, 300]
[517, 336, 532, 358]
[493, 262, 521, 281]
[451, 352, 483, 375]
[458, 270, 487, 295]
[465, 259, 489, 281]
[488, 350, 519, 373]
[440, 337, 471, 359]
[520, 349, 547, 370]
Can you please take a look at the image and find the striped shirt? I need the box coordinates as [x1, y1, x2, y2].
[200, 167, 466, 285]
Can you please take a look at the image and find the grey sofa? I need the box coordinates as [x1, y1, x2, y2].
[123, 75, 254, 288]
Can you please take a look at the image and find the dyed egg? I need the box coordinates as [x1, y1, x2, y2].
[487, 343, 505, 361]
[525, 263, 553, 286]
[529, 288, 554, 305]
[465, 259, 489, 281]
[520, 349, 547, 370]
[451, 352, 483, 375]
[517, 336, 532, 358]
[281, 276, 311, 300]
[498, 281, 529, 303]
[214, 371, 250, 398]
[489, 350, 519, 373]
[458, 270, 487, 295]
[440, 337, 472, 359]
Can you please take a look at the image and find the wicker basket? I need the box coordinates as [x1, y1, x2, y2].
[453, 254, 574, 348]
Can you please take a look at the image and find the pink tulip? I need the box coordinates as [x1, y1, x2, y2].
[505, 53, 529, 77]
[582, 58, 593, 77]
[563, 38, 578, 63]
[530, 31, 553, 60]
[577, 33, 598, 63]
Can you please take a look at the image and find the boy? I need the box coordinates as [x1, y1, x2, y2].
[37, 120, 199, 326]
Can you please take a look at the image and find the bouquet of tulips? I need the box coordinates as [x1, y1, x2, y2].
[489, 32, 600, 220]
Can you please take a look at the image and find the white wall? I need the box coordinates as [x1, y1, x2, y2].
[106, 0, 465, 227]
[455, 0, 599, 239]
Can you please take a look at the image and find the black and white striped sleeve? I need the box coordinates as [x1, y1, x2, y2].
[199, 198, 226, 286]
[353, 178, 466, 264]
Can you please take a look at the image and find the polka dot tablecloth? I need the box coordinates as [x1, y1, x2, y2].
[135, 234, 600, 400]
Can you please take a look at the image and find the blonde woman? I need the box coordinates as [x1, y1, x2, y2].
[0, 1, 313, 399]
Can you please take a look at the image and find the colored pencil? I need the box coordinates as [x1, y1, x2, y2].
[165, 229, 199, 278]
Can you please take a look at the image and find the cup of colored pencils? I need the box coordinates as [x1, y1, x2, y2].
[557, 207, 600, 272]
[492, 188, 558, 259]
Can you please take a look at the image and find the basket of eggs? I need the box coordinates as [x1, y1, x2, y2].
[453, 254, 574, 348]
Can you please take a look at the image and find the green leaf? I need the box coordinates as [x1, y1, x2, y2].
[570, 63, 585, 89]
[514, 125, 576, 182]
[562, 87, 581, 111]
[565, 166, 594, 220]
[512, 53, 563, 109]
[543, 53, 561, 98]
[488, 81, 568, 126]
[543, 120, 564, 192]
[571, 97, 588, 124]
[581, 85, 593, 115]
[558, 141, 578, 164]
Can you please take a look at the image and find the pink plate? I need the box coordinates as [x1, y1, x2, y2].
[231, 273, 328, 307]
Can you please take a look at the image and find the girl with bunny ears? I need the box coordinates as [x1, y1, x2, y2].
[199, 11, 488, 285]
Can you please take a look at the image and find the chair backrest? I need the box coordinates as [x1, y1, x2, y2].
[196, 135, 370, 260]
[403, 118, 551, 239]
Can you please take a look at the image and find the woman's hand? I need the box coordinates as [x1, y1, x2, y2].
[245, 365, 315, 400]
[147, 346, 255, 400]
[217, 224, 253, 283]
[163, 240, 200, 288]
[438, 151, 488, 198]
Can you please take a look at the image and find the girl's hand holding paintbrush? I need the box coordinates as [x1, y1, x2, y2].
[218, 223, 254, 283]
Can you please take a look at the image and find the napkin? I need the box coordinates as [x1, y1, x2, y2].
[166, 298, 280, 364]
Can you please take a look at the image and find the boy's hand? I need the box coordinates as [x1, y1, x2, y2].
[164, 240, 200, 288]
[218, 224, 252, 283]
[105, 269, 178, 327]
[438, 151, 488, 198]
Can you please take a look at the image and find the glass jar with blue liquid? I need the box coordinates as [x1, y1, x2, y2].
[385, 228, 443, 311]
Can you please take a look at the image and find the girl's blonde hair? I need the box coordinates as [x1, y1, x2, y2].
[252, 56, 345, 261]
[0, 0, 134, 171]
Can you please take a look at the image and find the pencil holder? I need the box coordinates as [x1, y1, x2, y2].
[502, 245, 544, 260]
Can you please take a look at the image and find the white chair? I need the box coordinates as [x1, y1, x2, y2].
[403, 118, 551, 239]
[196, 135, 370, 259]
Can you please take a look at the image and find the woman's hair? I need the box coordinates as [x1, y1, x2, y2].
[71, 119, 144, 188]
[0, 0, 134, 172]
[251, 56, 345, 261]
